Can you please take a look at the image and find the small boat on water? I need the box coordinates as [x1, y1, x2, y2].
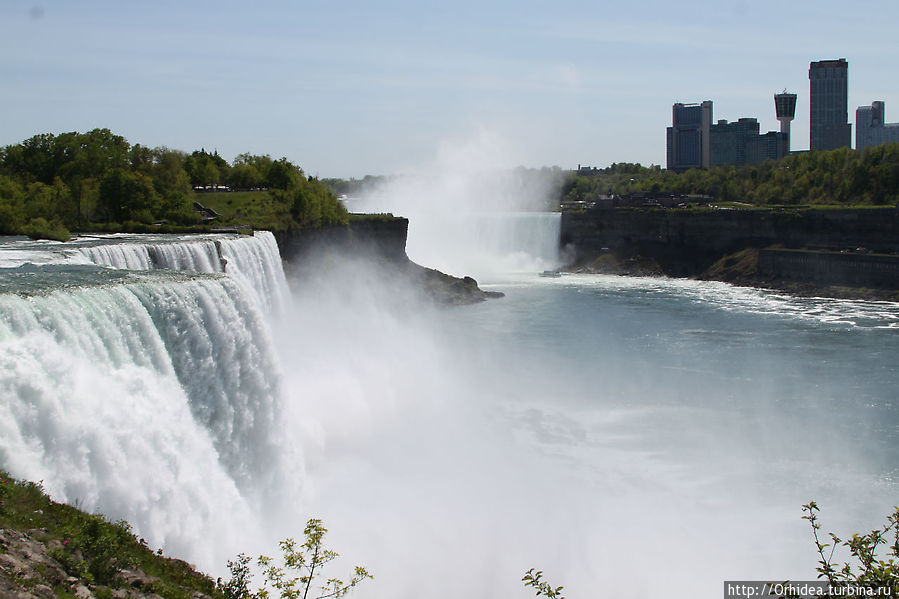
[539, 270, 562, 278]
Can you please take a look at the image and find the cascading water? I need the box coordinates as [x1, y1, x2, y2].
[401, 210, 562, 278]
[2, 206, 898, 599]
[349, 136, 566, 279]
[0, 233, 298, 571]
[70, 231, 291, 316]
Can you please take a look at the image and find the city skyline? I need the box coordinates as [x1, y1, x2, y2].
[2, 0, 898, 178]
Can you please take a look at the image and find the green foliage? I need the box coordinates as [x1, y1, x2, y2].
[184, 148, 229, 187]
[267, 158, 303, 191]
[220, 553, 255, 599]
[290, 177, 349, 228]
[0, 174, 26, 233]
[219, 518, 372, 599]
[98, 168, 160, 223]
[0, 476, 10, 515]
[523, 568, 565, 599]
[0, 130, 347, 235]
[802, 502, 899, 593]
[55, 516, 136, 585]
[0, 470, 222, 597]
[22, 217, 71, 241]
[564, 144, 899, 207]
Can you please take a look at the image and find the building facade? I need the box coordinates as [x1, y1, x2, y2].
[709, 118, 787, 166]
[710, 118, 758, 166]
[809, 58, 851, 150]
[856, 101, 899, 151]
[667, 101, 712, 172]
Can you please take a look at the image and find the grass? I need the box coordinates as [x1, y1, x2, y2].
[701, 248, 759, 282]
[193, 190, 294, 231]
[0, 470, 222, 598]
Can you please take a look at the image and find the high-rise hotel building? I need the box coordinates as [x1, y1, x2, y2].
[666, 101, 713, 172]
[809, 58, 851, 150]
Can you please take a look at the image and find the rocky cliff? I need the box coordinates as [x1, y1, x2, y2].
[561, 207, 899, 296]
[275, 215, 503, 305]
[561, 207, 899, 257]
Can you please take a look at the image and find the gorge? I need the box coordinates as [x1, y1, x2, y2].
[1, 216, 898, 599]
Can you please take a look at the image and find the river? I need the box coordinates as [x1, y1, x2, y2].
[1, 229, 897, 598]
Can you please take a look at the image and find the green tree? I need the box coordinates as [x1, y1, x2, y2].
[267, 158, 303, 191]
[801, 502, 899, 593]
[0, 174, 26, 234]
[184, 149, 229, 187]
[228, 164, 263, 190]
[219, 519, 372, 599]
[98, 168, 160, 223]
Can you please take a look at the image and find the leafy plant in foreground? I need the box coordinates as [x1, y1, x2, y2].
[801, 501, 899, 592]
[219, 518, 372, 599]
[523, 568, 565, 599]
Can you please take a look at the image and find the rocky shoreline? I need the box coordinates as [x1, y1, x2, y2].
[565, 247, 899, 302]
[560, 207, 899, 302]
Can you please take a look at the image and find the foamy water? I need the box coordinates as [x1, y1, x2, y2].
[1, 231, 897, 599]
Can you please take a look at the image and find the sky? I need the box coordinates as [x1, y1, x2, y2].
[2, 0, 898, 179]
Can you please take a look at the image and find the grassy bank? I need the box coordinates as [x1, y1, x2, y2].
[0, 470, 220, 598]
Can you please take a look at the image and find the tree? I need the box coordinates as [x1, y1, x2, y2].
[151, 148, 192, 198]
[219, 519, 372, 599]
[228, 164, 263, 190]
[97, 168, 160, 223]
[801, 502, 899, 594]
[184, 149, 229, 187]
[0, 175, 26, 234]
[267, 158, 303, 191]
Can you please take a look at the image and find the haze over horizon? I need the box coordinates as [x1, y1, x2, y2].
[2, 0, 898, 179]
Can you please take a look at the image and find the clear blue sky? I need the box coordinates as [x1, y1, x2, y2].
[2, 0, 898, 178]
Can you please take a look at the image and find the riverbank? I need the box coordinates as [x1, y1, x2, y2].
[561, 207, 899, 301]
[566, 246, 899, 301]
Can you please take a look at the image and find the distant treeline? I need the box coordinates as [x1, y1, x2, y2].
[0, 128, 347, 240]
[565, 144, 899, 206]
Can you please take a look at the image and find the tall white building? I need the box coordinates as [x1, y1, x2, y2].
[856, 101, 899, 151]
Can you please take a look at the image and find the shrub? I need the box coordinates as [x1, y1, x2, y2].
[801, 502, 899, 594]
[219, 518, 372, 599]
[52, 515, 137, 585]
[22, 217, 71, 241]
[522, 568, 565, 599]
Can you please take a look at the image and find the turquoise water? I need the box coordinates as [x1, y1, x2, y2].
[2, 231, 897, 598]
[290, 270, 899, 598]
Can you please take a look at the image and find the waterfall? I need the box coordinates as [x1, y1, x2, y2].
[403, 211, 562, 279]
[0, 233, 297, 570]
[74, 231, 290, 315]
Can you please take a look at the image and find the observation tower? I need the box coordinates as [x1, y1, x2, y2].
[774, 91, 797, 152]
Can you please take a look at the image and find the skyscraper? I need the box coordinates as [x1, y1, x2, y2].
[809, 58, 851, 150]
[666, 101, 712, 172]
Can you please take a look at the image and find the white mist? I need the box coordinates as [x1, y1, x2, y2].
[352, 131, 564, 279]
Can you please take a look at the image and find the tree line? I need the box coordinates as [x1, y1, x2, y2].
[0, 128, 347, 240]
[563, 144, 899, 207]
